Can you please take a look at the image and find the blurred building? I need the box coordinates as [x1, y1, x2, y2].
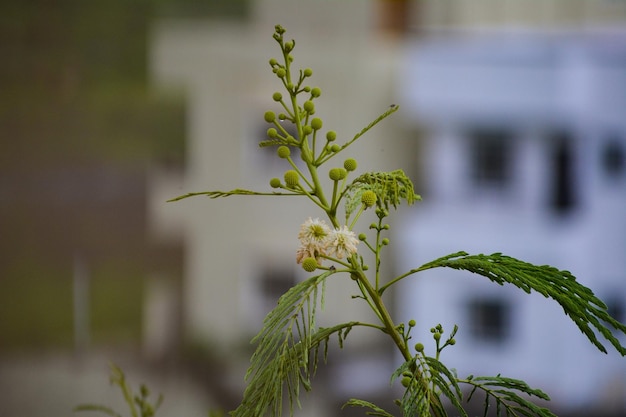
[396, 0, 626, 414]
[147, 0, 626, 414]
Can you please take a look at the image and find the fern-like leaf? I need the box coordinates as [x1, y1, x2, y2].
[343, 398, 396, 417]
[232, 271, 362, 417]
[168, 189, 300, 202]
[73, 405, 123, 417]
[419, 252, 626, 355]
[344, 170, 421, 219]
[462, 375, 557, 417]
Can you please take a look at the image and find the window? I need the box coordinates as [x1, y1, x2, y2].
[468, 129, 514, 189]
[548, 132, 576, 214]
[601, 136, 625, 180]
[467, 298, 511, 344]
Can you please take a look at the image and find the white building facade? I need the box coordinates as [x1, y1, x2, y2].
[396, 30, 626, 410]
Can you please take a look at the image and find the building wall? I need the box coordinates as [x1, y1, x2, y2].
[396, 29, 626, 410]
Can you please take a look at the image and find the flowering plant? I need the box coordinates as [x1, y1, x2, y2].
[84, 25, 626, 417]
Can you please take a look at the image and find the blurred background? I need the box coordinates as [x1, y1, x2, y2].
[1, 1, 625, 416]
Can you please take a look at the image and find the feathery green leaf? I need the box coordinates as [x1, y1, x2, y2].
[419, 252, 626, 355]
[232, 270, 362, 417]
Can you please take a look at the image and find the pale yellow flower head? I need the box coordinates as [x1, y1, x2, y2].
[326, 225, 359, 259]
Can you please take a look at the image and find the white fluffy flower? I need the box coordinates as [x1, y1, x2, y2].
[326, 225, 359, 259]
[296, 217, 331, 264]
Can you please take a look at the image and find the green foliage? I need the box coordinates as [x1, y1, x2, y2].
[74, 364, 162, 417]
[417, 252, 626, 355]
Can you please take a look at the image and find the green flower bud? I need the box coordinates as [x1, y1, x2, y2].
[310, 118, 323, 130]
[269, 178, 281, 188]
[264, 111, 276, 123]
[311, 87, 321, 97]
[284, 170, 299, 187]
[329, 168, 342, 181]
[361, 190, 377, 207]
[362, 264, 369, 270]
[269, 58, 278, 66]
[303, 68, 313, 77]
[415, 343, 424, 353]
[303, 86, 311, 92]
[303, 125, 313, 135]
[267, 128, 278, 138]
[272, 92, 282, 101]
[408, 319, 416, 327]
[433, 333, 441, 341]
[284, 41, 294, 52]
[326, 130, 337, 141]
[302, 257, 318, 272]
[344, 158, 357, 171]
[358, 233, 367, 241]
[401, 376, 411, 388]
[277, 146, 290, 159]
[276, 68, 286, 78]
[278, 113, 288, 121]
[448, 338, 456, 345]
[383, 224, 390, 230]
[370, 223, 377, 229]
[382, 238, 390, 245]
[303, 100, 315, 113]
[330, 144, 341, 152]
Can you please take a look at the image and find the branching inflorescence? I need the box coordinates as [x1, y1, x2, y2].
[167, 25, 626, 417]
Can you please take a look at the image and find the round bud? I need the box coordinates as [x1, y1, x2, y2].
[433, 333, 441, 341]
[328, 168, 342, 181]
[382, 238, 390, 246]
[401, 377, 411, 388]
[408, 319, 416, 327]
[303, 125, 313, 135]
[284, 170, 299, 187]
[284, 41, 294, 52]
[326, 130, 337, 141]
[383, 224, 390, 230]
[302, 257, 318, 272]
[415, 343, 424, 353]
[278, 113, 287, 121]
[362, 264, 369, 270]
[264, 111, 276, 123]
[303, 68, 313, 77]
[303, 86, 311, 92]
[303, 101, 315, 114]
[276, 68, 286, 78]
[277, 146, 290, 159]
[361, 190, 377, 208]
[311, 87, 321, 97]
[269, 178, 281, 188]
[330, 144, 341, 153]
[310, 118, 323, 130]
[286, 83, 294, 91]
[358, 233, 367, 241]
[448, 338, 456, 346]
[269, 58, 278, 66]
[272, 92, 282, 101]
[267, 128, 278, 138]
[343, 158, 357, 172]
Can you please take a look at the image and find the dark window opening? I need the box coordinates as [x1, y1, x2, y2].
[601, 137, 625, 180]
[259, 265, 296, 301]
[606, 297, 624, 325]
[468, 129, 513, 189]
[468, 298, 511, 343]
[549, 133, 576, 214]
